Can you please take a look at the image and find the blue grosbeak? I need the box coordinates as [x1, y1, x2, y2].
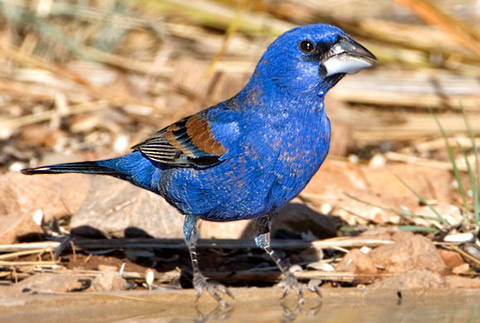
[22, 24, 376, 305]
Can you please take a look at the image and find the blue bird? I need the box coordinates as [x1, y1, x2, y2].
[22, 24, 375, 305]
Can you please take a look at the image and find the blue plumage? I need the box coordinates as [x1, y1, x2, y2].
[22, 24, 376, 305]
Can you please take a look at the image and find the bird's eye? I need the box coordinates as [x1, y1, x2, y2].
[299, 40, 315, 54]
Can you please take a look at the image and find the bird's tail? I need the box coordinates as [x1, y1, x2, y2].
[21, 152, 159, 192]
[21, 161, 120, 176]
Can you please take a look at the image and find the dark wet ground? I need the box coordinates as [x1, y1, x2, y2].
[1, 288, 479, 322]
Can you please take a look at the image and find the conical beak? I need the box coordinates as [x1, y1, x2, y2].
[321, 35, 376, 77]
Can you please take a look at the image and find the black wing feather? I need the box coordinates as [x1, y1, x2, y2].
[132, 115, 225, 168]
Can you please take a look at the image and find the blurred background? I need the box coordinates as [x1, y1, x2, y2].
[0, 0, 479, 169]
[1, 0, 480, 313]
[1, 0, 480, 232]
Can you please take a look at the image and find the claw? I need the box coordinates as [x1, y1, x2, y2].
[277, 272, 305, 305]
[218, 284, 235, 299]
[307, 279, 323, 299]
[277, 273, 323, 305]
[193, 273, 234, 307]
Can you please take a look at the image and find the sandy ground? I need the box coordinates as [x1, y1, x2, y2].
[2, 288, 480, 322]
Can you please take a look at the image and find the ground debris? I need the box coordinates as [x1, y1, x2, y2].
[369, 231, 448, 274]
[0, 0, 480, 302]
[335, 249, 377, 283]
[2, 273, 87, 296]
[89, 271, 128, 292]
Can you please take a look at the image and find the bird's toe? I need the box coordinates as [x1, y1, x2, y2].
[193, 273, 234, 307]
[307, 279, 323, 299]
[277, 271, 305, 305]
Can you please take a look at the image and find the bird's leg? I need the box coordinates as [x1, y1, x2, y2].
[255, 215, 321, 305]
[184, 215, 234, 307]
[254, 215, 303, 303]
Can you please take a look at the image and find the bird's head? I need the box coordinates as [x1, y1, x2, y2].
[255, 24, 376, 96]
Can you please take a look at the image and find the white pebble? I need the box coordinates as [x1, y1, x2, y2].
[9, 162, 26, 172]
[32, 209, 44, 226]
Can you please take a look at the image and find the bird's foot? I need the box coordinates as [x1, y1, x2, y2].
[277, 271, 304, 305]
[193, 273, 234, 307]
[277, 272, 322, 305]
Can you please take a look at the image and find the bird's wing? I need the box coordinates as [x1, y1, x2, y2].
[132, 114, 227, 168]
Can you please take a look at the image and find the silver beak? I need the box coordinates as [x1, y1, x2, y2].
[321, 35, 376, 77]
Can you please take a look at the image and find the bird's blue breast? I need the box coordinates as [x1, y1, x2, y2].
[156, 104, 331, 222]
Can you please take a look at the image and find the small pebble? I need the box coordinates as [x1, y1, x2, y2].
[444, 233, 474, 243]
[452, 263, 469, 274]
[146, 269, 155, 290]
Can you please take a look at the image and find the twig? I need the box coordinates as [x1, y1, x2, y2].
[0, 242, 61, 252]
[331, 88, 480, 112]
[0, 237, 393, 253]
[294, 271, 394, 282]
[0, 261, 58, 266]
[0, 100, 109, 132]
[69, 237, 393, 250]
[205, 0, 248, 77]
[209, 269, 395, 284]
[385, 152, 468, 172]
[394, 0, 480, 58]
[448, 245, 480, 267]
[30, 268, 180, 284]
[0, 43, 159, 109]
[0, 249, 50, 260]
